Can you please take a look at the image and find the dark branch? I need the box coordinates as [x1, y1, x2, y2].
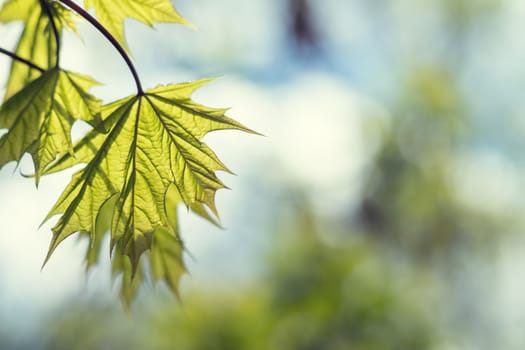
[0, 47, 46, 72]
[58, 0, 144, 94]
[39, 0, 61, 67]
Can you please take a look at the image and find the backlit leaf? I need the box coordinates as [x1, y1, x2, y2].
[84, 0, 191, 52]
[0, 67, 101, 180]
[43, 80, 254, 302]
[0, 0, 78, 99]
[82, 186, 187, 308]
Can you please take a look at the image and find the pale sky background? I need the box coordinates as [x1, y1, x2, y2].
[2, 0, 525, 347]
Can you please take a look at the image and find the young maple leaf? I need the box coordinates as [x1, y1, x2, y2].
[81, 185, 190, 308]
[84, 0, 192, 53]
[0, 0, 78, 99]
[42, 79, 255, 302]
[0, 68, 101, 180]
[115, 222, 187, 309]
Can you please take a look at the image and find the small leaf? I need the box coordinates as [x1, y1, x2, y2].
[51, 1, 81, 36]
[0, 67, 101, 180]
[84, 0, 192, 52]
[112, 250, 143, 311]
[150, 227, 186, 298]
[43, 79, 255, 303]
[0, 0, 79, 99]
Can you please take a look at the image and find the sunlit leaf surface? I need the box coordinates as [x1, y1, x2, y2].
[0, 0, 77, 99]
[0, 67, 100, 179]
[84, 0, 191, 52]
[43, 80, 254, 304]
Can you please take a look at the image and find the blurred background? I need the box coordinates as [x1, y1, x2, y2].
[2, 0, 525, 348]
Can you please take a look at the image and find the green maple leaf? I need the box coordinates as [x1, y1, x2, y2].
[84, 0, 191, 52]
[0, 0, 78, 99]
[0, 67, 101, 179]
[81, 186, 188, 308]
[42, 79, 254, 302]
[113, 225, 186, 310]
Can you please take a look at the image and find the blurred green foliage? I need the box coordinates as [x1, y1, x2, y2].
[39, 202, 437, 350]
[357, 64, 511, 261]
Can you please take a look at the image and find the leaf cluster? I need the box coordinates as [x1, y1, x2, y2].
[0, 0, 253, 307]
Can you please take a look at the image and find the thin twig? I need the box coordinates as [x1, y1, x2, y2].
[58, 0, 144, 94]
[39, 0, 61, 67]
[0, 47, 46, 72]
